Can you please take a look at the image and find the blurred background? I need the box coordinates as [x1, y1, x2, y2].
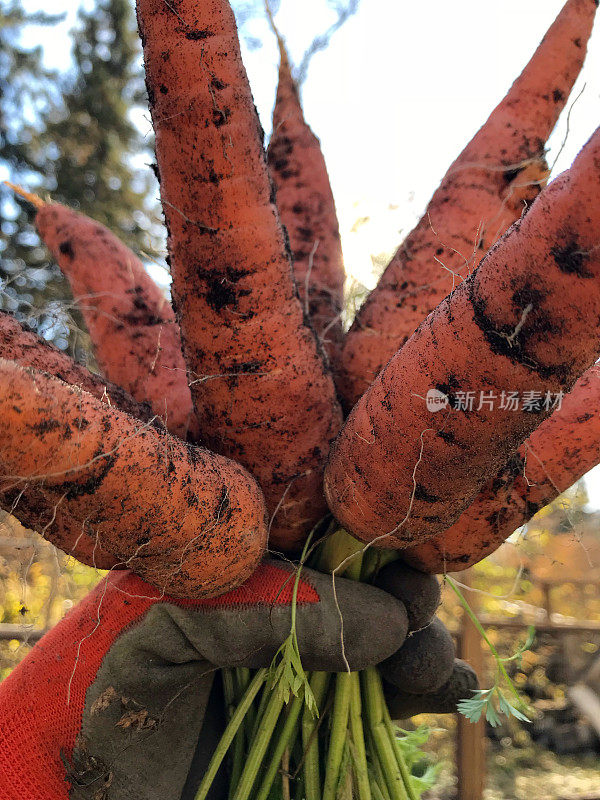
[1, 1, 600, 797]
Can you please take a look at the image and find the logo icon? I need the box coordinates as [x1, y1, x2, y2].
[426, 388, 449, 413]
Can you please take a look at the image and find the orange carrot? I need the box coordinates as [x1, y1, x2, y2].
[338, 0, 598, 408]
[0, 310, 157, 569]
[267, 35, 345, 366]
[0, 359, 267, 597]
[325, 127, 600, 548]
[402, 366, 600, 573]
[26, 195, 197, 440]
[137, 0, 342, 550]
[0, 482, 119, 570]
[0, 310, 154, 423]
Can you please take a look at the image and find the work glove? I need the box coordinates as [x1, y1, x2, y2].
[0, 559, 473, 800]
[373, 562, 478, 716]
[384, 659, 479, 720]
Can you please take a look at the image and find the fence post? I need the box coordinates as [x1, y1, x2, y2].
[541, 580, 553, 618]
[456, 572, 486, 800]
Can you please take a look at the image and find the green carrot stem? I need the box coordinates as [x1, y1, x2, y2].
[362, 668, 407, 800]
[235, 667, 251, 692]
[302, 671, 330, 800]
[281, 745, 291, 800]
[365, 665, 417, 800]
[254, 693, 304, 800]
[235, 667, 258, 744]
[319, 528, 364, 575]
[222, 669, 244, 798]
[341, 547, 363, 581]
[227, 727, 246, 800]
[231, 685, 285, 800]
[289, 527, 317, 637]
[360, 548, 381, 583]
[370, 724, 408, 800]
[362, 667, 384, 725]
[349, 672, 372, 800]
[337, 739, 353, 799]
[322, 671, 352, 800]
[194, 668, 267, 800]
[360, 548, 398, 583]
[446, 576, 525, 707]
[222, 668, 237, 714]
[370, 776, 389, 800]
[381, 700, 418, 800]
[366, 729, 392, 800]
[324, 535, 372, 800]
[228, 699, 247, 798]
[250, 682, 272, 741]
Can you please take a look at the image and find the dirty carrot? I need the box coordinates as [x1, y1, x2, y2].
[338, 0, 598, 408]
[0, 358, 267, 597]
[267, 28, 345, 367]
[325, 128, 600, 548]
[6, 183, 197, 440]
[403, 365, 600, 573]
[137, 0, 342, 550]
[0, 310, 158, 568]
[0, 310, 154, 422]
[0, 483, 119, 570]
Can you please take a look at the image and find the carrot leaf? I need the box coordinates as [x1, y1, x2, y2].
[447, 576, 535, 724]
[457, 685, 532, 727]
[267, 532, 318, 718]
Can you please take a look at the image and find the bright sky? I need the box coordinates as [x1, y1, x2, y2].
[17, 0, 600, 506]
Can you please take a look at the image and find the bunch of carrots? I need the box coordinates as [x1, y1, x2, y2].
[2, 0, 600, 796]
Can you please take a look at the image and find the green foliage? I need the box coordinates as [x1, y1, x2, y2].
[267, 533, 318, 717]
[455, 627, 535, 727]
[503, 625, 536, 666]
[393, 725, 441, 798]
[0, 0, 161, 357]
[447, 576, 535, 726]
[457, 687, 531, 728]
[268, 630, 318, 717]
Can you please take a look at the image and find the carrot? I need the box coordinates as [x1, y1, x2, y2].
[7, 184, 198, 441]
[137, 0, 342, 550]
[338, 0, 598, 408]
[0, 359, 267, 597]
[402, 365, 600, 573]
[0, 482, 119, 570]
[267, 32, 345, 366]
[0, 310, 154, 423]
[324, 127, 600, 548]
[0, 310, 158, 569]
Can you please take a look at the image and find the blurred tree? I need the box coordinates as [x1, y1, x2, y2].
[0, 0, 162, 359]
[0, 3, 77, 352]
[43, 0, 160, 254]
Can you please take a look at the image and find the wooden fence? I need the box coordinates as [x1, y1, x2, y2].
[455, 573, 600, 800]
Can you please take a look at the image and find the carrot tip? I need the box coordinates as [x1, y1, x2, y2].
[3, 181, 45, 210]
[264, 0, 290, 68]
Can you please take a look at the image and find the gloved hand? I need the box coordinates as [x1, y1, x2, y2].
[384, 659, 479, 720]
[373, 561, 478, 718]
[0, 559, 473, 800]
